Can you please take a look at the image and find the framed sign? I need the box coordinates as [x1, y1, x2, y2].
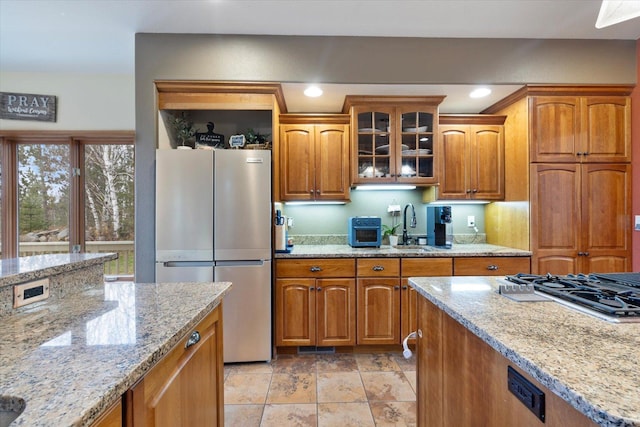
[229, 134, 246, 148]
[0, 92, 57, 122]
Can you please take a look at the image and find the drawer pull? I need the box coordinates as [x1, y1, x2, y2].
[185, 331, 201, 349]
[487, 265, 499, 271]
[317, 287, 322, 291]
[402, 285, 408, 290]
[310, 287, 315, 291]
[394, 286, 400, 290]
[372, 265, 385, 271]
[310, 266, 322, 272]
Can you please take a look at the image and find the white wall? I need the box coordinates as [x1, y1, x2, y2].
[0, 72, 134, 130]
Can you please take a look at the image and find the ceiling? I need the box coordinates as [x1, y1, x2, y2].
[1, 0, 638, 114]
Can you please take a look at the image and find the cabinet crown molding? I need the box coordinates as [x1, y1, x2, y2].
[342, 95, 446, 113]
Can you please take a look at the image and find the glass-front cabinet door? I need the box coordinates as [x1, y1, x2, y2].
[354, 107, 394, 183]
[350, 100, 441, 185]
[398, 108, 436, 183]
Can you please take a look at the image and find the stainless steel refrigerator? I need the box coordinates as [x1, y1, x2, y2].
[155, 149, 272, 363]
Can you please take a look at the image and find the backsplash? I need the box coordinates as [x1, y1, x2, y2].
[289, 233, 487, 246]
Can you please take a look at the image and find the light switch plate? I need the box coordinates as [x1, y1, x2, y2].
[635, 215, 640, 231]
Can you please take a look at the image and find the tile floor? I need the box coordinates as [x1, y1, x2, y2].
[223, 352, 417, 426]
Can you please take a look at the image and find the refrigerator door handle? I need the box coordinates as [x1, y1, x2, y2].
[162, 261, 215, 267]
[215, 260, 266, 267]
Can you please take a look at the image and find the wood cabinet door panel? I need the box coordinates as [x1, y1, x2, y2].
[581, 97, 631, 162]
[356, 258, 400, 277]
[275, 279, 316, 346]
[276, 259, 355, 278]
[471, 126, 504, 199]
[581, 164, 631, 252]
[279, 125, 314, 200]
[400, 279, 418, 343]
[439, 126, 469, 198]
[530, 96, 580, 162]
[316, 278, 356, 346]
[315, 125, 350, 200]
[357, 278, 401, 345]
[129, 307, 222, 427]
[535, 255, 579, 276]
[453, 257, 531, 276]
[416, 296, 444, 427]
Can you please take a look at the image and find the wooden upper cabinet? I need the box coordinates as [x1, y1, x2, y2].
[343, 96, 445, 186]
[530, 95, 630, 163]
[439, 115, 505, 200]
[279, 115, 350, 201]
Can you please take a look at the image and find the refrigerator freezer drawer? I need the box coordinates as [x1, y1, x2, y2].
[155, 263, 214, 282]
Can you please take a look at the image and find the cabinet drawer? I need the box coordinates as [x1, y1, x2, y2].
[357, 258, 400, 277]
[276, 259, 355, 278]
[401, 258, 453, 277]
[453, 257, 531, 276]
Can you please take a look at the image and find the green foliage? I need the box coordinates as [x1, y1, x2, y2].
[169, 112, 196, 146]
[382, 223, 400, 237]
[244, 128, 271, 144]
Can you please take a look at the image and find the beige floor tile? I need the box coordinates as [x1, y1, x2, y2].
[260, 403, 317, 427]
[315, 353, 358, 373]
[391, 352, 417, 372]
[404, 370, 417, 393]
[317, 372, 367, 403]
[228, 361, 274, 374]
[355, 353, 401, 372]
[224, 404, 263, 427]
[317, 402, 375, 427]
[369, 401, 417, 426]
[272, 354, 317, 373]
[266, 373, 317, 404]
[224, 373, 272, 404]
[360, 371, 416, 401]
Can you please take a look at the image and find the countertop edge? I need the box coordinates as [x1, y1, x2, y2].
[408, 279, 637, 427]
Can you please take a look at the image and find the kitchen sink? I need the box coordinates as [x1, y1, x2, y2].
[391, 245, 436, 252]
[0, 396, 25, 427]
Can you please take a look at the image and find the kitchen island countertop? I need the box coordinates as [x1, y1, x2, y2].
[275, 243, 531, 258]
[409, 276, 640, 427]
[0, 280, 232, 426]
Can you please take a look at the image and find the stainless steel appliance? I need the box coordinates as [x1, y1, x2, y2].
[504, 272, 640, 323]
[348, 216, 382, 247]
[426, 206, 452, 248]
[155, 149, 272, 362]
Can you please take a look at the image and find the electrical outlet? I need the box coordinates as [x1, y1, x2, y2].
[387, 204, 401, 213]
[467, 215, 475, 227]
[635, 215, 640, 231]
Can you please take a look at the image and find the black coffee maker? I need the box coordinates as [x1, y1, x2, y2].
[426, 206, 453, 248]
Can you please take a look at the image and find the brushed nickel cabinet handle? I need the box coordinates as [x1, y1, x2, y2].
[185, 331, 201, 349]
[372, 265, 385, 271]
[487, 265, 499, 271]
[310, 266, 322, 272]
[317, 287, 322, 291]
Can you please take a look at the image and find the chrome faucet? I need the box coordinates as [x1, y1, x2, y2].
[402, 203, 417, 245]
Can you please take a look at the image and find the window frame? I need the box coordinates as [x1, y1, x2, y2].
[0, 131, 135, 259]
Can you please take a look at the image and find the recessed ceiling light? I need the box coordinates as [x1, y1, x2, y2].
[469, 88, 492, 98]
[304, 85, 323, 97]
[596, 0, 640, 28]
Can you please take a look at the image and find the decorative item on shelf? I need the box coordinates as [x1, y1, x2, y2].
[195, 121, 225, 149]
[229, 134, 246, 149]
[243, 128, 271, 150]
[168, 111, 196, 149]
[382, 223, 400, 246]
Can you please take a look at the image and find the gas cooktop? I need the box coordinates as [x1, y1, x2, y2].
[504, 272, 640, 323]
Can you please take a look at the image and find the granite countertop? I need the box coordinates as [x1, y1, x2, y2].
[0, 280, 232, 426]
[276, 243, 531, 258]
[408, 276, 640, 427]
[0, 253, 118, 289]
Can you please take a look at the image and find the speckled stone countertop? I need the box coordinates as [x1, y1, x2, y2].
[408, 276, 640, 427]
[0, 280, 232, 426]
[0, 253, 118, 289]
[275, 243, 531, 258]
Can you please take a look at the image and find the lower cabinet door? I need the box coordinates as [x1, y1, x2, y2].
[357, 278, 401, 345]
[316, 278, 356, 346]
[127, 306, 223, 427]
[275, 279, 316, 346]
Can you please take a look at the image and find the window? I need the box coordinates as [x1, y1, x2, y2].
[0, 131, 135, 277]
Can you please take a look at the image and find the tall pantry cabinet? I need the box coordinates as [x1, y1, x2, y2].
[484, 86, 632, 275]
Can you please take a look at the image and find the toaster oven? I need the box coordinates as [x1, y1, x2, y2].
[348, 216, 382, 247]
